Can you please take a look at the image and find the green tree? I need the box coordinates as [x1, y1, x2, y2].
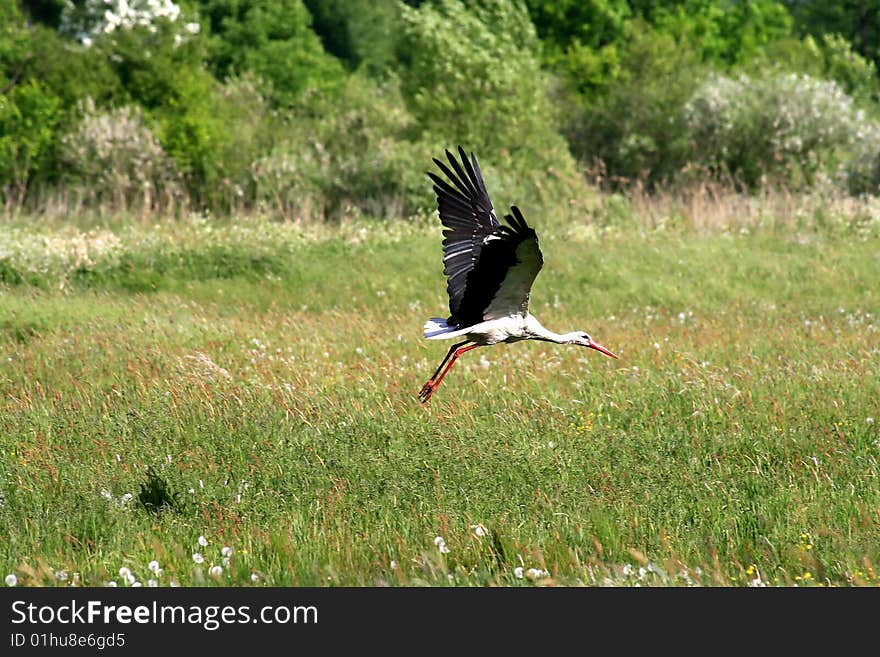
[523, 0, 630, 101]
[573, 22, 703, 185]
[650, 0, 793, 66]
[784, 0, 880, 70]
[303, 0, 403, 76]
[0, 79, 62, 208]
[399, 0, 558, 154]
[197, 0, 346, 106]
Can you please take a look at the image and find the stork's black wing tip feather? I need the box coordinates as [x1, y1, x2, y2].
[504, 206, 530, 232]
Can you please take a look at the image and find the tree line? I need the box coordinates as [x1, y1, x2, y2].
[2, 0, 879, 218]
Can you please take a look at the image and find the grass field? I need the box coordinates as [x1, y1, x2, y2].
[1, 200, 879, 587]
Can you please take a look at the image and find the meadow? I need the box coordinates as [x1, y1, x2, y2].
[1, 191, 879, 587]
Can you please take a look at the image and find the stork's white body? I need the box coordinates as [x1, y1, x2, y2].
[424, 314, 583, 346]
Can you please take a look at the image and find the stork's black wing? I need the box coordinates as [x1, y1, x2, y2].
[429, 146, 499, 323]
[428, 147, 544, 328]
[457, 206, 544, 326]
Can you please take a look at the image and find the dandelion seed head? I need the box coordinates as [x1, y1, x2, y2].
[5, 574, 17, 587]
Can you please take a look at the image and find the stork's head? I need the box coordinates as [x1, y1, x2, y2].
[572, 332, 618, 359]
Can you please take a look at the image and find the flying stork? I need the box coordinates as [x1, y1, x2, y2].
[419, 146, 618, 403]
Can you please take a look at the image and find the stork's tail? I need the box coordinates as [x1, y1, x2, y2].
[423, 317, 463, 339]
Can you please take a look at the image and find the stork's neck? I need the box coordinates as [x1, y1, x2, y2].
[524, 315, 580, 344]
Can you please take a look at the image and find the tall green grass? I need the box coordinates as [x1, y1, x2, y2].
[1, 209, 878, 586]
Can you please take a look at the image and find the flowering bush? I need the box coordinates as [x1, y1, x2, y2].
[60, 99, 182, 212]
[685, 70, 873, 188]
[59, 0, 189, 44]
[839, 121, 880, 195]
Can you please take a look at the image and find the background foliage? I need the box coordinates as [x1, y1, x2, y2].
[3, 0, 880, 215]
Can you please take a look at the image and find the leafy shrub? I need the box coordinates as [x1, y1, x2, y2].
[523, 0, 629, 102]
[303, 0, 403, 76]
[203, 74, 277, 212]
[399, 0, 563, 155]
[838, 121, 880, 196]
[60, 100, 182, 212]
[649, 0, 792, 66]
[750, 34, 878, 107]
[571, 24, 703, 187]
[819, 34, 878, 105]
[79, 22, 271, 211]
[397, 0, 584, 209]
[252, 75, 432, 221]
[685, 70, 868, 188]
[0, 79, 62, 210]
[200, 0, 346, 107]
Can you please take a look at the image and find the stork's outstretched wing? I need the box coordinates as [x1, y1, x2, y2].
[429, 146, 499, 325]
[429, 147, 544, 328]
[475, 206, 543, 322]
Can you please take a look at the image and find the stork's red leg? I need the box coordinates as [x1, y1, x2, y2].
[429, 341, 469, 381]
[419, 341, 468, 403]
[419, 343, 478, 403]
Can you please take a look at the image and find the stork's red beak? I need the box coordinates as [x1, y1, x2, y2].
[588, 340, 618, 359]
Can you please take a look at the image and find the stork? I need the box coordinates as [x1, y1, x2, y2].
[419, 146, 618, 403]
